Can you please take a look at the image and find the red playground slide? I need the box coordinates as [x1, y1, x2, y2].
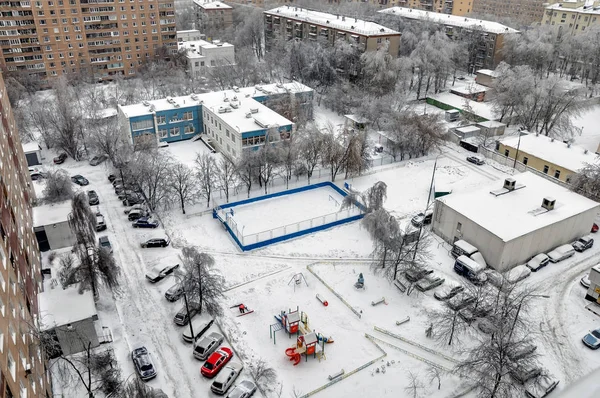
[285, 348, 301, 366]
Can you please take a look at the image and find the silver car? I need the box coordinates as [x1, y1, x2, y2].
[194, 332, 224, 360]
[226, 380, 257, 398]
[526, 253, 549, 272]
[211, 362, 243, 395]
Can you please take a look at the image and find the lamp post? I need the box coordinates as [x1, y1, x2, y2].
[512, 129, 523, 170]
[507, 294, 550, 342]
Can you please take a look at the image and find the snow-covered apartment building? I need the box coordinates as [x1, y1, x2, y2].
[379, 7, 518, 69]
[497, 133, 599, 184]
[542, 0, 600, 35]
[264, 6, 401, 57]
[432, 172, 599, 272]
[179, 39, 235, 77]
[117, 82, 313, 159]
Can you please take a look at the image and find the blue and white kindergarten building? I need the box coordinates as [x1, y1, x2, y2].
[117, 82, 313, 159]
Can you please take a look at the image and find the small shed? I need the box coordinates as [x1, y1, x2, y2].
[445, 109, 460, 122]
[460, 136, 480, 153]
[455, 125, 481, 139]
[450, 83, 488, 102]
[22, 141, 42, 166]
[477, 121, 506, 137]
[39, 282, 99, 357]
[475, 69, 499, 88]
[33, 202, 75, 251]
[344, 114, 369, 130]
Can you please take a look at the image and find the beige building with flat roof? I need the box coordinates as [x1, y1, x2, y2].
[542, 0, 600, 35]
[472, 0, 547, 24]
[264, 6, 401, 57]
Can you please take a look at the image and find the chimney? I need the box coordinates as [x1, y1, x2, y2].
[542, 197, 556, 211]
[503, 177, 516, 191]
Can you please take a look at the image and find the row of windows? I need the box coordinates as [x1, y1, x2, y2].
[158, 124, 195, 138]
[503, 149, 568, 180]
[156, 112, 193, 124]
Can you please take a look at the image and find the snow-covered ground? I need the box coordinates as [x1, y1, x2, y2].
[572, 104, 600, 153]
[35, 130, 600, 398]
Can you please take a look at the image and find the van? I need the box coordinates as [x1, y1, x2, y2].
[451, 240, 479, 259]
[454, 255, 487, 285]
[210, 362, 243, 395]
[546, 244, 575, 263]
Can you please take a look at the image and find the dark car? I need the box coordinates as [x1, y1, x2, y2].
[572, 236, 594, 252]
[165, 283, 185, 302]
[87, 190, 99, 205]
[89, 155, 108, 166]
[447, 294, 476, 311]
[112, 178, 123, 187]
[132, 217, 159, 228]
[98, 236, 112, 253]
[141, 237, 170, 248]
[116, 187, 136, 198]
[131, 346, 157, 381]
[123, 195, 144, 207]
[411, 210, 433, 227]
[466, 155, 485, 165]
[128, 209, 146, 221]
[53, 153, 68, 164]
[593, 223, 599, 233]
[71, 175, 89, 186]
[174, 302, 201, 326]
[29, 169, 47, 181]
[145, 264, 179, 283]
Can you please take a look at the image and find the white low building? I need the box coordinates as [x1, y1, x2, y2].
[179, 39, 235, 77]
[432, 172, 599, 272]
[33, 202, 75, 252]
[22, 141, 42, 166]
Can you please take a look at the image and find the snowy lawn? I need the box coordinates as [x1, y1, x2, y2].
[572, 104, 600, 153]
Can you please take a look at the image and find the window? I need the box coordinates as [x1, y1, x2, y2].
[9, 323, 16, 343]
[131, 119, 153, 130]
[158, 129, 167, 138]
[504, 149, 510, 157]
[183, 111, 192, 120]
[225, 130, 230, 138]
[169, 127, 180, 136]
[522, 157, 528, 165]
[554, 170, 561, 179]
[543, 165, 549, 174]
[8, 352, 15, 380]
[156, 115, 166, 124]
[0, 296, 4, 316]
[456, 222, 462, 232]
[184, 125, 194, 134]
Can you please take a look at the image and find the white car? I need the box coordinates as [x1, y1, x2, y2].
[211, 362, 243, 395]
[144, 264, 179, 283]
[226, 380, 257, 398]
[526, 254, 550, 272]
[547, 244, 575, 263]
[505, 265, 531, 284]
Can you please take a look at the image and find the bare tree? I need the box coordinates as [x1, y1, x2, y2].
[278, 134, 298, 190]
[255, 136, 281, 194]
[215, 157, 238, 203]
[129, 150, 173, 211]
[570, 162, 600, 202]
[431, 305, 469, 347]
[168, 162, 196, 214]
[321, 123, 347, 182]
[248, 357, 278, 395]
[405, 370, 426, 398]
[236, 152, 256, 199]
[43, 169, 74, 204]
[196, 153, 217, 208]
[427, 366, 442, 390]
[297, 124, 324, 185]
[120, 378, 168, 398]
[178, 247, 225, 317]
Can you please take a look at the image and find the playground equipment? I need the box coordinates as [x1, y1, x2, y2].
[316, 294, 329, 307]
[396, 316, 410, 326]
[229, 303, 254, 317]
[285, 331, 323, 366]
[288, 273, 308, 292]
[371, 297, 387, 306]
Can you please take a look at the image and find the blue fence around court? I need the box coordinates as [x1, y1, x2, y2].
[213, 181, 366, 251]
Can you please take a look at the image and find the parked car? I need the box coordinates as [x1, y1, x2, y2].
[434, 284, 464, 301]
[111, 178, 123, 187]
[29, 169, 47, 181]
[89, 154, 108, 166]
[131, 346, 157, 381]
[511, 365, 542, 384]
[71, 175, 89, 186]
[582, 328, 600, 349]
[526, 253, 550, 272]
[182, 318, 214, 343]
[98, 236, 112, 253]
[165, 283, 184, 302]
[447, 294, 476, 311]
[477, 319, 496, 335]
[128, 209, 145, 221]
[466, 155, 485, 165]
[194, 332, 224, 360]
[132, 217, 159, 228]
[458, 302, 493, 324]
[145, 264, 179, 283]
[572, 235, 594, 252]
[592, 223, 599, 233]
[96, 212, 107, 232]
[454, 255, 487, 285]
[108, 174, 117, 183]
[405, 268, 433, 283]
[87, 190, 99, 205]
[411, 210, 433, 227]
[141, 237, 170, 248]
[226, 380, 257, 398]
[123, 195, 144, 207]
[117, 189, 137, 199]
[174, 302, 200, 326]
[211, 362, 243, 395]
[505, 265, 531, 284]
[547, 244, 575, 263]
[53, 153, 67, 164]
[524, 374, 559, 398]
[201, 347, 234, 378]
[581, 274, 591, 289]
[507, 344, 537, 362]
[415, 273, 445, 292]
[124, 203, 145, 215]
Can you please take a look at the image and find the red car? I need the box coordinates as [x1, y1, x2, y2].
[201, 347, 233, 378]
[592, 223, 599, 233]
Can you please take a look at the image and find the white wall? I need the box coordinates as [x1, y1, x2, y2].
[187, 43, 235, 77]
[202, 107, 242, 159]
[45, 221, 76, 251]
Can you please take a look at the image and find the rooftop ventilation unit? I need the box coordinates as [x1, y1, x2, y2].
[143, 100, 150, 106]
[166, 97, 173, 103]
[250, 108, 259, 114]
[218, 106, 231, 114]
[230, 102, 239, 109]
[149, 105, 155, 112]
[233, 86, 240, 93]
[542, 197, 555, 211]
[490, 177, 525, 196]
[232, 96, 238, 101]
[191, 94, 198, 100]
[245, 112, 252, 118]
[224, 97, 229, 102]
[276, 82, 284, 88]
[503, 177, 516, 191]
[174, 103, 180, 108]
[254, 118, 269, 128]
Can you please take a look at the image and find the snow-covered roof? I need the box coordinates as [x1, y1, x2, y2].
[456, 126, 480, 134]
[84, 108, 117, 120]
[266, 6, 400, 36]
[39, 285, 97, 329]
[500, 134, 600, 172]
[179, 39, 234, 55]
[450, 83, 489, 95]
[477, 121, 506, 128]
[33, 202, 71, 227]
[437, 172, 600, 241]
[118, 82, 313, 119]
[345, 114, 369, 123]
[22, 141, 41, 153]
[429, 92, 497, 121]
[379, 7, 519, 34]
[545, 1, 600, 14]
[193, 0, 232, 10]
[476, 69, 500, 77]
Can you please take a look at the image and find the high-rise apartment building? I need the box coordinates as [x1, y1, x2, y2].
[542, 0, 600, 35]
[0, 0, 177, 84]
[0, 72, 49, 397]
[472, 0, 546, 24]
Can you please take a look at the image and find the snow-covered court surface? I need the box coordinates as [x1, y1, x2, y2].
[226, 185, 347, 236]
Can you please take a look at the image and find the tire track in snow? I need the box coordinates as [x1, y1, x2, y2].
[98, 183, 197, 397]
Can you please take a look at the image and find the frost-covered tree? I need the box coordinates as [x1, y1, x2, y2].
[178, 247, 225, 317]
[297, 123, 324, 185]
[168, 162, 197, 214]
[129, 150, 173, 210]
[43, 169, 74, 204]
[570, 162, 600, 202]
[196, 153, 217, 208]
[214, 157, 238, 203]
